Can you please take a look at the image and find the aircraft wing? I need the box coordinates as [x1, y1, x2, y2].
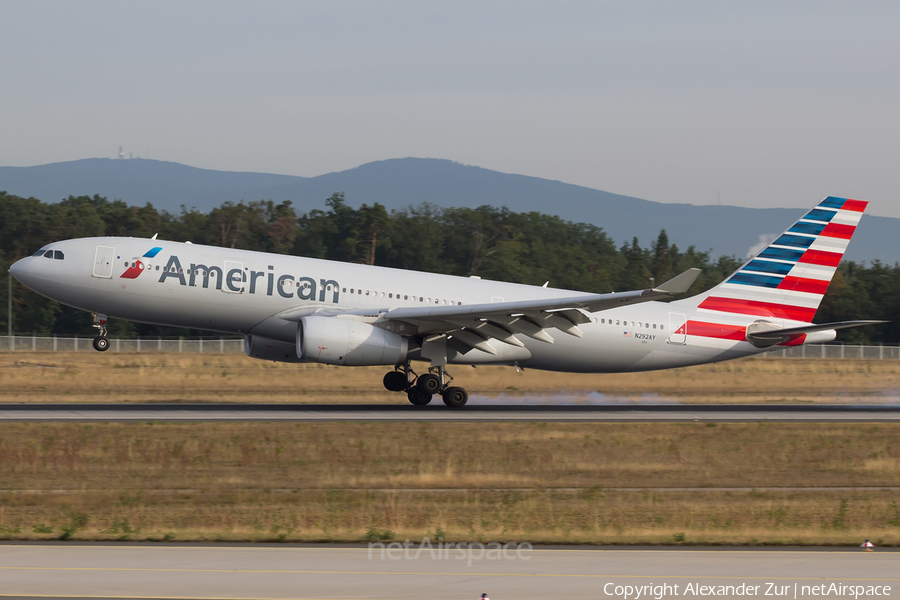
[317, 268, 701, 356]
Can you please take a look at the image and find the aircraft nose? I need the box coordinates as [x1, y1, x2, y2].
[9, 257, 34, 287]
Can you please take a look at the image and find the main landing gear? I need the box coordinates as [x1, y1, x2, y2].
[91, 312, 110, 352]
[383, 362, 469, 408]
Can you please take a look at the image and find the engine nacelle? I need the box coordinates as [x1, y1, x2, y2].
[244, 335, 304, 363]
[297, 316, 409, 366]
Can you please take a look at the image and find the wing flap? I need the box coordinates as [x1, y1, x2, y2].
[448, 329, 498, 355]
[447, 320, 526, 348]
[498, 315, 555, 344]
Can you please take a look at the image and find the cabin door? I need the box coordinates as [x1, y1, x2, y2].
[222, 260, 244, 293]
[92, 245, 115, 279]
[668, 312, 687, 344]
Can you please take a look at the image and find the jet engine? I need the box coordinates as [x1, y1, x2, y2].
[244, 335, 304, 363]
[297, 316, 409, 366]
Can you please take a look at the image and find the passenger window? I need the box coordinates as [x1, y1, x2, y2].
[653, 324, 657, 329]
[616, 320, 620, 325]
[404, 295, 408, 300]
[366, 290, 370, 296]
[660, 325, 665, 331]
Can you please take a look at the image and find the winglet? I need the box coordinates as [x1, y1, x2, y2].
[655, 268, 702, 294]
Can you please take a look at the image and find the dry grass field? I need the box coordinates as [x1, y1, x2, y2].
[2, 353, 898, 544]
[1, 352, 898, 403]
[1, 422, 899, 545]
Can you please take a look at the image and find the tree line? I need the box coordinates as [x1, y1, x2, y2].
[1, 191, 896, 343]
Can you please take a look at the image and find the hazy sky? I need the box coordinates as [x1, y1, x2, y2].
[2, 1, 899, 217]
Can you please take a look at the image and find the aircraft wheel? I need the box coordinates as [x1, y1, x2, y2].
[383, 370, 407, 392]
[407, 388, 432, 406]
[416, 373, 441, 394]
[92, 336, 110, 352]
[441, 386, 468, 408]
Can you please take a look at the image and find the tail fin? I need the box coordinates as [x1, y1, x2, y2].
[685, 197, 867, 323]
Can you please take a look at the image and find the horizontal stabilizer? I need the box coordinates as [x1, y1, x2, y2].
[749, 320, 888, 340]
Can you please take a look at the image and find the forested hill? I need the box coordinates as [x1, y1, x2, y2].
[1, 191, 897, 342]
[1, 157, 897, 264]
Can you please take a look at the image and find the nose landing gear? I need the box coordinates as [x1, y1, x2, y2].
[384, 362, 469, 407]
[91, 312, 110, 352]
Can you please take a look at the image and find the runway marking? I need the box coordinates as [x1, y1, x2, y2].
[2, 566, 899, 581]
[0, 596, 356, 600]
[1, 544, 892, 555]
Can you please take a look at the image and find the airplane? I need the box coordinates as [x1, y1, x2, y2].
[9, 196, 884, 407]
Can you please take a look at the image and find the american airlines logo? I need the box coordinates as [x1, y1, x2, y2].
[119, 247, 163, 279]
[154, 253, 341, 304]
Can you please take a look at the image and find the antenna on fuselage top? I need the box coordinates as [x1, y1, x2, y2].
[151, 233, 158, 240]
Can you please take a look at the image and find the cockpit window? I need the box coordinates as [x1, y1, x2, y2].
[44, 250, 54, 259]
[54, 250, 65, 260]
[33, 248, 47, 256]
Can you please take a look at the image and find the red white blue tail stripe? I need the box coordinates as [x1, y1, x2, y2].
[694, 197, 866, 323]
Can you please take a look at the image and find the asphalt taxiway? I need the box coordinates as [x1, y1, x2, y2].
[1, 403, 900, 422]
[0, 543, 897, 600]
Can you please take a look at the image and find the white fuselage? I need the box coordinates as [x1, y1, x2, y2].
[11, 237, 813, 373]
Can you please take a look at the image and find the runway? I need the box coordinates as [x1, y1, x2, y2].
[2, 403, 900, 422]
[0, 543, 897, 600]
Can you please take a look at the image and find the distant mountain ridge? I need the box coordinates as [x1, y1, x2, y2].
[1, 157, 896, 264]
